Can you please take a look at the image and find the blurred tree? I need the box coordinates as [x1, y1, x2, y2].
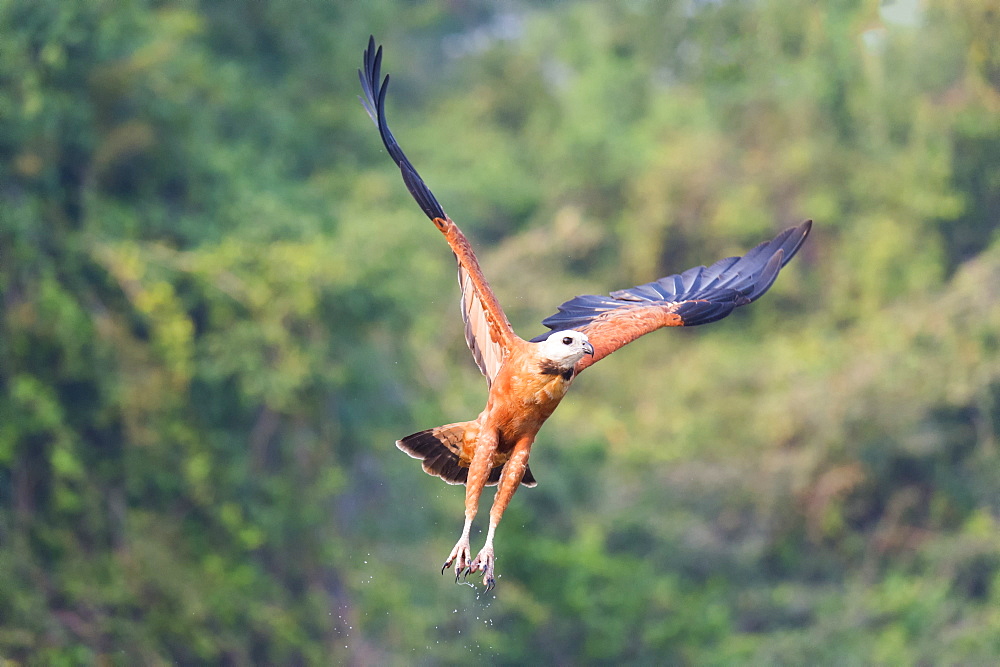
[0, 0, 998, 663]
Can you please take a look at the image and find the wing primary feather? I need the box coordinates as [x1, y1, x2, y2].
[358, 37, 538, 385]
[401, 161, 447, 222]
[359, 36, 446, 220]
[531, 222, 811, 368]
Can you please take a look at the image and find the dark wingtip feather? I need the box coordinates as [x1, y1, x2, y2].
[745, 248, 784, 302]
[537, 222, 811, 335]
[775, 220, 811, 268]
[673, 297, 741, 327]
[359, 37, 448, 221]
[401, 161, 446, 221]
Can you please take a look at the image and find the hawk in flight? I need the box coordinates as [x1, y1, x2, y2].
[359, 37, 810, 591]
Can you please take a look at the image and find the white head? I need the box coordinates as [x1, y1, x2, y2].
[535, 329, 595, 370]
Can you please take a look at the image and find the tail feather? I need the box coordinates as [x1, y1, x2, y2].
[396, 423, 537, 488]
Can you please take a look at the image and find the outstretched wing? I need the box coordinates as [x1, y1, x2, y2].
[531, 221, 811, 372]
[360, 36, 517, 385]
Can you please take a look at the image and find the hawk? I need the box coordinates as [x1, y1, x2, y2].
[359, 37, 810, 591]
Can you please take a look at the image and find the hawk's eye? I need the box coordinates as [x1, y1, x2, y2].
[562, 336, 573, 345]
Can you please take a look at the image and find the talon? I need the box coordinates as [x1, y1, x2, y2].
[469, 545, 496, 591]
[443, 536, 472, 580]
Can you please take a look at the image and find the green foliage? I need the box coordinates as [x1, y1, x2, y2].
[1, 0, 999, 663]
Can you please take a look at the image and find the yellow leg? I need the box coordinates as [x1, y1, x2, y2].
[442, 428, 498, 579]
[470, 437, 532, 591]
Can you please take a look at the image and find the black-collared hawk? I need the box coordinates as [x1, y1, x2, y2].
[359, 37, 811, 591]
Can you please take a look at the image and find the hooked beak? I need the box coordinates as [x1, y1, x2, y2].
[583, 341, 595, 356]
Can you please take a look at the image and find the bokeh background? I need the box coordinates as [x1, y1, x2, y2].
[2, 0, 999, 663]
